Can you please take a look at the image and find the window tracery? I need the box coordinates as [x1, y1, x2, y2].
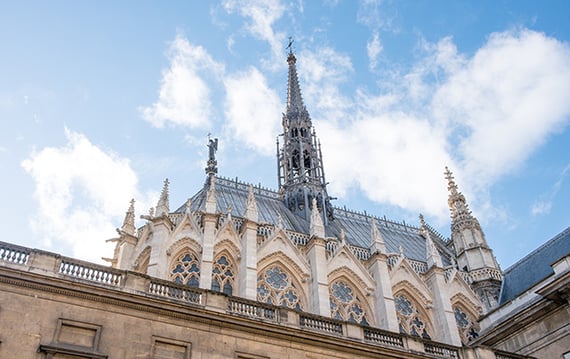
[170, 251, 200, 287]
[257, 266, 303, 310]
[453, 305, 480, 344]
[395, 294, 431, 339]
[329, 280, 370, 325]
[211, 254, 235, 296]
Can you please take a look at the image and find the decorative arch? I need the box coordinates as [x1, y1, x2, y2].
[256, 262, 307, 311]
[169, 247, 201, 287]
[393, 288, 434, 340]
[213, 238, 241, 263]
[328, 276, 372, 326]
[166, 237, 202, 258]
[133, 246, 151, 274]
[451, 296, 481, 345]
[211, 250, 237, 296]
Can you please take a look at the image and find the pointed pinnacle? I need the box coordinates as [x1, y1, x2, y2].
[120, 198, 136, 236]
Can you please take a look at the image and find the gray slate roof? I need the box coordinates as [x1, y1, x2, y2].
[177, 176, 453, 265]
[499, 227, 570, 304]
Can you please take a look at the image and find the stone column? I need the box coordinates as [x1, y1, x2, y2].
[306, 236, 330, 316]
[368, 252, 399, 331]
[199, 212, 217, 290]
[424, 266, 462, 346]
[239, 219, 258, 300]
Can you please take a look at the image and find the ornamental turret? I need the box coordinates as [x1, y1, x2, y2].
[277, 44, 333, 224]
[445, 167, 502, 311]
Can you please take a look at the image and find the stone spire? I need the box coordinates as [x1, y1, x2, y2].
[310, 197, 325, 238]
[244, 185, 259, 222]
[277, 41, 333, 224]
[444, 167, 502, 312]
[120, 199, 136, 236]
[420, 214, 442, 268]
[445, 167, 482, 237]
[155, 179, 170, 217]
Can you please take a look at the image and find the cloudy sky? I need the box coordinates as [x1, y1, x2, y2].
[1, 1, 569, 268]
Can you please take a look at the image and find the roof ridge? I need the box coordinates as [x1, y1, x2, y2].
[503, 226, 570, 273]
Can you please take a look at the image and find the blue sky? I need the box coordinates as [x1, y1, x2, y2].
[1, 1, 569, 268]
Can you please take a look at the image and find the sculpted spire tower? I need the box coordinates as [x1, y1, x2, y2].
[445, 167, 502, 311]
[277, 43, 333, 223]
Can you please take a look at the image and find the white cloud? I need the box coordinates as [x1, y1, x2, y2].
[286, 29, 570, 222]
[298, 47, 354, 123]
[21, 129, 154, 263]
[432, 30, 570, 190]
[141, 35, 224, 129]
[531, 164, 570, 216]
[367, 31, 383, 71]
[223, 67, 282, 155]
[222, 0, 287, 66]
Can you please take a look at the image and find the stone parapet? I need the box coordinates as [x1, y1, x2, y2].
[0, 240, 532, 359]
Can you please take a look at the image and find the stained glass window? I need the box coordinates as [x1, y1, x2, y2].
[170, 251, 200, 287]
[395, 294, 431, 339]
[329, 281, 370, 325]
[453, 306, 480, 344]
[257, 266, 303, 310]
[211, 254, 235, 296]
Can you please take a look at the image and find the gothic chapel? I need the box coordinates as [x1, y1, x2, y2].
[109, 49, 502, 348]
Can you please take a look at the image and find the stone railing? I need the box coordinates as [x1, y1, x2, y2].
[0, 240, 531, 359]
[148, 278, 203, 305]
[287, 231, 309, 247]
[408, 259, 429, 274]
[348, 245, 371, 261]
[424, 342, 460, 358]
[494, 350, 530, 359]
[299, 313, 343, 335]
[0, 242, 30, 265]
[59, 258, 123, 287]
[228, 297, 278, 321]
[363, 327, 404, 348]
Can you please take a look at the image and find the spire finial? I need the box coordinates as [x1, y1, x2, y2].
[444, 166, 458, 195]
[245, 185, 259, 221]
[155, 179, 170, 217]
[120, 198, 136, 236]
[370, 218, 385, 253]
[185, 198, 192, 215]
[287, 36, 294, 55]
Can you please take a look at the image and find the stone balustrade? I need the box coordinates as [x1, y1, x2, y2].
[0, 240, 528, 359]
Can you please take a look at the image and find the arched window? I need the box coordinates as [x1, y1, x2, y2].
[211, 254, 235, 296]
[257, 266, 303, 310]
[329, 280, 370, 325]
[170, 251, 200, 287]
[395, 294, 431, 339]
[453, 305, 480, 344]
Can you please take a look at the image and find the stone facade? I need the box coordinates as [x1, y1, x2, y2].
[0, 243, 527, 359]
[0, 49, 560, 359]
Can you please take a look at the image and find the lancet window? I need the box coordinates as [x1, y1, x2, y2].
[395, 294, 431, 339]
[257, 266, 303, 310]
[329, 280, 370, 325]
[211, 254, 235, 296]
[170, 251, 200, 287]
[453, 305, 480, 344]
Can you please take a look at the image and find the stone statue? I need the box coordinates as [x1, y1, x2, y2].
[208, 137, 218, 161]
